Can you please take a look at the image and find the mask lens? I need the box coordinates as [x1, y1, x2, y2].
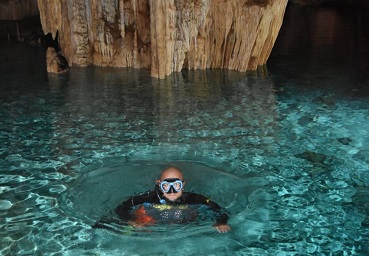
[161, 182, 171, 192]
[172, 181, 182, 191]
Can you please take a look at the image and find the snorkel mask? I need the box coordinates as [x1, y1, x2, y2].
[159, 178, 183, 194]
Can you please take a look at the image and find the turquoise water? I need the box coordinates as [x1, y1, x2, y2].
[1, 3, 369, 255]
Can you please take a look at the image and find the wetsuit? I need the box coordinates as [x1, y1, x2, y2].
[94, 186, 229, 228]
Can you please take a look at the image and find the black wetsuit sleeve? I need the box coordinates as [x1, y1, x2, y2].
[91, 196, 134, 229]
[92, 190, 159, 229]
[115, 191, 159, 221]
[185, 192, 229, 225]
[114, 196, 135, 221]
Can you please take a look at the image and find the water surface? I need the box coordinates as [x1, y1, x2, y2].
[1, 3, 369, 255]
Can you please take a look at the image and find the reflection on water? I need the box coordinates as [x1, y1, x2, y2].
[1, 2, 369, 255]
[42, 66, 278, 171]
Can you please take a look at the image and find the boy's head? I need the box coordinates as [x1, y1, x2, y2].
[156, 166, 185, 201]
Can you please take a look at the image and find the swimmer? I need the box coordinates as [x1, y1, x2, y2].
[94, 166, 231, 233]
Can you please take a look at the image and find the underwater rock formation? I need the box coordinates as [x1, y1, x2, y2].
[37, 0, 287, 78]
[295, 151, 327, 166]
[46, 47, 69, 73]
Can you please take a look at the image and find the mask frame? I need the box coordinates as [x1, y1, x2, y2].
[159, 178, 183, 193]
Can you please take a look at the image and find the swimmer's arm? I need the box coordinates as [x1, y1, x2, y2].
[115, 191, 158, 219]
[213, 223, 231, 233]
[115, 197, 135, 220]
[186, 193, 231, 233]
[93, 192, 157, 228]
[212, 210, 231, 233]
[211, 206, 231, 233]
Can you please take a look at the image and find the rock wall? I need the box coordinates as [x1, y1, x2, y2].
[37, 0, 287, 78]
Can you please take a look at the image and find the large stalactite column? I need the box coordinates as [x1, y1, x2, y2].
[37, 0, 288, 79]
[37, 0, 74, 66]
[149, 0, 289, 78]
[150, 0, 169, 79]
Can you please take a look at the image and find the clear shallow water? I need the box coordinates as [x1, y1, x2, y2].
[1, 3, 369, 255]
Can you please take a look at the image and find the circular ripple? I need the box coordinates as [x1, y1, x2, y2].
[57, 160, 250, 236]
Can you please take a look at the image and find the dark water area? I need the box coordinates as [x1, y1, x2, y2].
[269, 2, 369, 93]
[1, 3, 369, 255]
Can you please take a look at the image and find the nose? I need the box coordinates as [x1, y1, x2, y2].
[167, 185, 177, 194]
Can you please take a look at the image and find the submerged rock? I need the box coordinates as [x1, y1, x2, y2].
[46, 47, 68, 73]
[351, 186, 369, 227]
[337, 137, 352, 145]
[297, 116, 314, 126]
[295, 151, 327, 165]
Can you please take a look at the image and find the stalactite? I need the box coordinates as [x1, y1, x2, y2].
[36, 0, 287, 78]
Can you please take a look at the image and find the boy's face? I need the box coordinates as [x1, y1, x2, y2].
[157, 168, 185, 202]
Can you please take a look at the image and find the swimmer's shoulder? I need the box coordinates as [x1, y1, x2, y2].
[182, 191, 210, 204]
[129, 190, 159, 205]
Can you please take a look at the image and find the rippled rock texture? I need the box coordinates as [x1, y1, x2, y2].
[37, 0, 287, 78]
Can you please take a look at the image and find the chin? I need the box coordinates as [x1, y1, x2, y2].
[165, 194, 180, 201]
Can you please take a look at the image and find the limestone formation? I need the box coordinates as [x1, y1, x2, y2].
[37, 0, 287, 78]
[46, 47, 69, 73]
